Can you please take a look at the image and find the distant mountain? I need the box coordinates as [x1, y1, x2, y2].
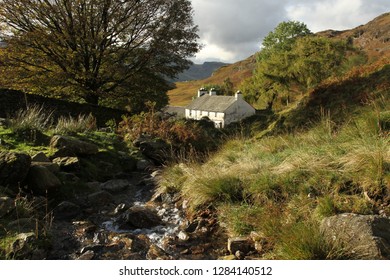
[174, 61, 230, 82]
[168, 56, 256, 106]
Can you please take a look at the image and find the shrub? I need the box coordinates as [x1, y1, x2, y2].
[118, 103, 221, 161]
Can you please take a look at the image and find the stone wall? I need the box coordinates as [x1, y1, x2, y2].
[0, 89, 128, 127]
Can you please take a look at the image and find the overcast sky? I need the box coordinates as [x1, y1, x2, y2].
[191, 0, 389, 63]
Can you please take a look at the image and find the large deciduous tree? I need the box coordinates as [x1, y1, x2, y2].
[0, 0, 200, 109]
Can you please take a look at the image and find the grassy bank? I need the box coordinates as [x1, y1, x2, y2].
[158, 95, 389, 259]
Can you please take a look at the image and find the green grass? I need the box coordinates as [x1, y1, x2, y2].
[160, 100, 389, 259]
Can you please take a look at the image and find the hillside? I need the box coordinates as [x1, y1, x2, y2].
[173, 61, 230, 82]
[159, 13, 390, 260]
[318, 12, 390, 61]
[168, 12, 390, 106]
[168, 55, 256, 106]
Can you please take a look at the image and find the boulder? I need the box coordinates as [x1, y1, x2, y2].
[9, 232, 36, 259]
[8, 218, 36, 232]
[227, 237, 255, 255]
[26, 165, 62, 195]
[31, 161, 60, 174]
[118, 154, 137, 172]
[0, 151, 31, 192]
[101, 179, 131, 194]
[77, 250, 95, 260]
[50, 135, 99, 156]
[87, 191, 114, 207]
[321, 213, 390, 259]
[31, 152, 51, 163]
[58, 172, 79, 183]
[0, 196, 14, 218]
[52, 157, 80, 172]
[54, 201, 81, 220]
[133, 135, 169, 165]
[116, 206, 162, 230]
[137, 159, 154, 171]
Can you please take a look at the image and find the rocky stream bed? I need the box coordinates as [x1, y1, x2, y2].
[47, 171, 229, 260]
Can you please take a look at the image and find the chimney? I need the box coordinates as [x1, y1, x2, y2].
[198, 88, 208, 97]
[235, 90, 243, 100]
[209, 88, 217, 96]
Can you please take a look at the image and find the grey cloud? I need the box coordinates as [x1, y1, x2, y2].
[191, 0, 389, 62]
[192, 0, 289, 61]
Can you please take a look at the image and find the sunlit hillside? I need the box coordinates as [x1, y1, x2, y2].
[168, 12, 390, 107]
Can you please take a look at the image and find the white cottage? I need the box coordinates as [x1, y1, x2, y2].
[185, 88, 256, 128]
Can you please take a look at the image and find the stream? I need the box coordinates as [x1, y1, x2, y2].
[47, 171, 227, 260]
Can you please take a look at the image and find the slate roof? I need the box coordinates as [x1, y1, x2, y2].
[162, 106, 185, 118]
[186, 95, 236, 112]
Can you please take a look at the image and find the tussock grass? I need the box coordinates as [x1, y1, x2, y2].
[160, 101, 389, 259]
[8, 104, 53, 133]
[53, 113, 97, 135]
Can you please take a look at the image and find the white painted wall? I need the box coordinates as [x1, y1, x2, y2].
[224, 97, 256, 126]
[185, 95, 255, 128]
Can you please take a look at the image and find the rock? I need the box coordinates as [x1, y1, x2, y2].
[31, 248, 47, 260]
[73, 220, 97, 235]
[9, 232, 36, 259]
[321, 214, 390, 259]
[185, 221, 199, 233]
[114, 203, 128, 215]
[116, 206, 162, 230]
[54, 201, 81, 220]
[119, 155, 137, 173]
[31, 162, 60, 173]
[80, 245, 104, 254]
[58, 172, 79, 183]
[137, 159, 154, 171]
[8, 218, 36, 232]
[77, 250, 95, 260]
[227, 237, 255, 255]
[26, 165, 62, 195]
[235, 250, 246, 260]
[146, 244, 172, 260]
[86, 181, 101, 190]
[0, 151, 31, 191]
[52, 157, 80, 172]
[133, 135, 169, 165]
[31, 152, 51, 163]
[101, 179, 131, 194]
[0, 197, 14, 218]
[218, 255, 236, 260]
[177, 231, 190, 241]
[50, 135, 99, 156]
[87, 191, 114, 207]
[250, 231, 268, 253]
